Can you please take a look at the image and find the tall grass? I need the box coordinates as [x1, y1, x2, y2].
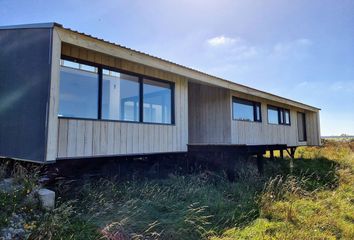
[212, 140, 354, 240]
[68, 169, 264, 239]
[1, 140, 353, 239]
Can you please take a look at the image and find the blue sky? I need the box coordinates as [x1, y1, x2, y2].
[1, 0, 353, 136]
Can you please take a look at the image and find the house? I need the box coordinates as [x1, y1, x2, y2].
[0, 23, 321, 164]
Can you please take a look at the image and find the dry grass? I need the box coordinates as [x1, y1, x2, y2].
[211, 140, 354, 240]
[1, 140, 353, 239]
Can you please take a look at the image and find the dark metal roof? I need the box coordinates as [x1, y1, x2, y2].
[0, 22, 61, 30]
[0, 22, 320, 111]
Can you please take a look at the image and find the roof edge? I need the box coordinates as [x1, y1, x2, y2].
[0, 22, 62, 30]
[54, 25, 320, 112]
[0, 22, 319, 111]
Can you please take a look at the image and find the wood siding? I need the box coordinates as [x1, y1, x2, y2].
[306, 111, 321, 146]
[231, 105, 302, 146]
[188, 84, 320, 147]
[53, 42, 320, 160]
[230, 91, 321, 146]
[57, 119, 187, 158]
[55, 43, 188, 159]
[188, 82, 231, 144]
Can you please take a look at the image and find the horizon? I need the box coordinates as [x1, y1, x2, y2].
[1, 0, 353, 135]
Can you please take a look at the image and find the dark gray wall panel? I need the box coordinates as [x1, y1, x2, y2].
[0, 28, 52, 162]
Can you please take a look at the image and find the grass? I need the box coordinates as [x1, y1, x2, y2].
[0, 140, 353, 239]
[212, 140, 354, 240]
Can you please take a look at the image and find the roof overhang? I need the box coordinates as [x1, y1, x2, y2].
[0, 22, 320, 112]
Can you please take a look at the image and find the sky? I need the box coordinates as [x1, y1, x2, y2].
[1, 0, 353, 136]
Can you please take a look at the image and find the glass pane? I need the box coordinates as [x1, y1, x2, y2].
[143, 79, 172, 124]
[233, 99, 254, 121]
[268, 107, 279, 124]
[284, 110, 290, 124]
[61, 60, 80, 69]
[80, 64, 96, 73]
[59, 66, 98, 118]
[255, 104, 261, 121]
[279, 109, 284, 123]
[102, 70, 139, 121]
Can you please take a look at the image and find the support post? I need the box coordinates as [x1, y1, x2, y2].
[286, 147, 297, 159]
[290, 147, 296, 159]
[280, 150, 284, 159]
[270, 150, 274, 160]
[286, 147, 297, 174]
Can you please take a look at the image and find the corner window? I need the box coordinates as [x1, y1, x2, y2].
[232, 97, 261, 122]
[59, 60, 99, 119]
[267, 105, 291, 125]
[143, 79, 172, 124]
[58, 59, 174, 124]
[102, 69, 140, 121]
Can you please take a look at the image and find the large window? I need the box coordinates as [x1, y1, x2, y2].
[232, 97, 261, 122]
[59, 60, 99, 119]
[267, 105, 291, 125]
[58, 59, 174, 124]
[143, 79, 172, 124]
[102, 69, 140, 121]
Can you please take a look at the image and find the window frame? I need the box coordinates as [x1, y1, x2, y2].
[267, 105, 291, 126]
[232, 97, 262, 122]
[59, 56, 175, 125]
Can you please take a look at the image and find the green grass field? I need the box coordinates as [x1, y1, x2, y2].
[1, 140, 353, 239]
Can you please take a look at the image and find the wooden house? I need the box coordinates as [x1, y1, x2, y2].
[0, 23, 321, 163]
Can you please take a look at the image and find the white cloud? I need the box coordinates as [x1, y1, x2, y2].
[206, 35, 240, 47]
[205, 35, 260, 61]
[271, 38, 313, 59]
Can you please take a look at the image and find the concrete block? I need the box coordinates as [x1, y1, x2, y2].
[37, 188, 55, 210]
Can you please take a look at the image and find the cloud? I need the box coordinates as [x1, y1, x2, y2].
[206, 35, 240, 47]
[230, 46, 260, 60]
[271, 38, 313, 59]
[330, 81, 354, 93]
[205, 35, 260, 61]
